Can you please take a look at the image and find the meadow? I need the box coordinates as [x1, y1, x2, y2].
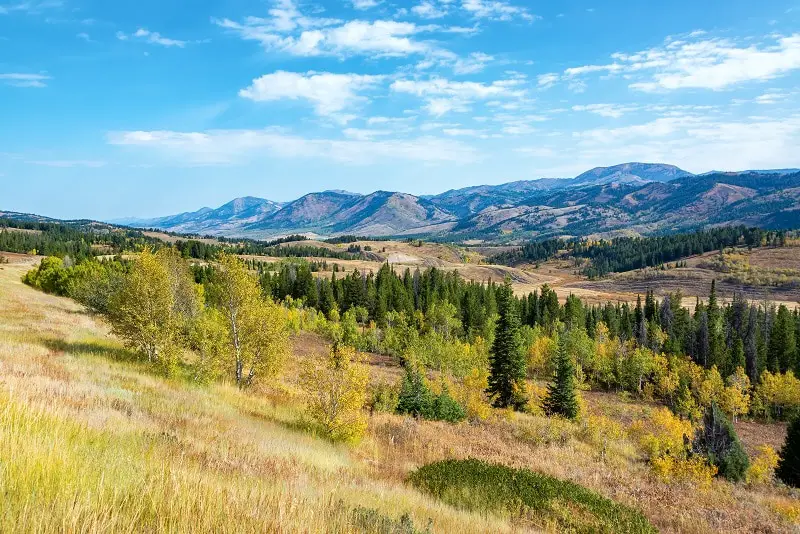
[1, 254, 799, 533]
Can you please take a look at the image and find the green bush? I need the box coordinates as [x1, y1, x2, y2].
[396, 367, 467, 423]
[431, 387, 466, 423]
[409, 459, 656, 534]
[396, 366, 435, 419]
[350, 507, 430, 534]
[369, 382, 400, 413]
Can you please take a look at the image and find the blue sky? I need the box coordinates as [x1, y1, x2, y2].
[1, 0, 799, 220]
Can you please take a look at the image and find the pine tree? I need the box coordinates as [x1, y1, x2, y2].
[487, 278, 528, 410]
[769, 305, 796, 373]
[693, 402, 750, 482]
[777, 415, 800, 488]
[543, 336, 579, 420]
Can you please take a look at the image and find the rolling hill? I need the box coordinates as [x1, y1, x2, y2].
[112, 163, 800, 242]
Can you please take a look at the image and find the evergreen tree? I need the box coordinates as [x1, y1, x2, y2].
[487, 278, 528, 410]
[543, 336, 579, 420]
[396, 365, 434, 419]
[777, 415, 800, 488]
[769, 305, 796, 373]
[693, 402, 750, 482]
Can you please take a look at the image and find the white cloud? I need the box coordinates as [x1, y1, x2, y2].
[442, 128, 489, 138]
[392, 76, 527, 115]
[537, 73, 559, 88]
[107, 129, 478, 165]
[215, 0, 434, 58]
[620, 33, 800, 91]
[452, 52, 494, 74]
[556, 33, 800, 93]
[0, 1, 62, 15]
[239, 71, 382, 120]
[572, 103, 638, 118]
[117, 28, 190, 47]
[342, 127, 394, 140]
[0, 72, 50, 88]
[564, 63, 623, 77]
[351, 0, 381, 9]
[755, 91, 791, 105]
[461, 0, 536, 21]
[412, 1, 448, 19]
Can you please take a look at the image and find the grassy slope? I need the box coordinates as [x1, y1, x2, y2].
[0, 258, 797, 533]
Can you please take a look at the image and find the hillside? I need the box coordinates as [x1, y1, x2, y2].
[117, 164, 800, 242]
[2, 255, 799, 533]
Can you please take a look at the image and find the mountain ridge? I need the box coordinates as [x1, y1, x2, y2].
[112, 163, 800, 242]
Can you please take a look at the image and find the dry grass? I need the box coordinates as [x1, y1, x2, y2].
[1, 260, 798, 533]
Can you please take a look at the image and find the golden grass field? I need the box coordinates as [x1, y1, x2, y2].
[1, 254, 799, 533]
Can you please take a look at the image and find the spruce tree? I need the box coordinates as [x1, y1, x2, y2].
[777, 415, 800, 488]
[543, 336, 579, 420]
[693, 402, 749, 482]
[487, 278, 528, 410]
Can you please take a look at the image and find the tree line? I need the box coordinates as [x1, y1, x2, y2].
[20, 249, 800, 485]
[492, 226, 785, 278]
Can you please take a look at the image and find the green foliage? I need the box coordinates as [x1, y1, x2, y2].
[431, 386, 467, 423]
[543, 336, 579, 420]
[396, 365, 434, 419]
[368, 382, 400, 413]
[693, 402, 750, 482]
[350, 507, 430, 534]
[776, 415, 800, 488]
[409, 459, 656, 534]
[395, 366, 466, 423]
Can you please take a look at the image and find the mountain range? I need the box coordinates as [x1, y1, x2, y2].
[116, 163, 800, 242]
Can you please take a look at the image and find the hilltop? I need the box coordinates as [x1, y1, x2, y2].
[114, 164, 800, 242]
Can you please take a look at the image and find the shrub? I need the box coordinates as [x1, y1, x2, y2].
[777, 415, 800, 488]
[747, 445, 779, 485]
[396, 365, 434, 419]
[350, 507, 430, 534]
[409, 459, 656, 533]
[431, 386, 466, 423]
[368, 382, 399, 413]
[650, 455, 717, 489]
[300, 345, 370, 444]
[693, 402, 750, 482]
[395, 367, 467, 423]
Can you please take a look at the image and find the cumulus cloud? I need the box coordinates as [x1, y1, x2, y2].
[239, 71, 383, 120]
[391, 76, 527, 116]
[215, 0, 434, 57]
[561, 32, 800, 92]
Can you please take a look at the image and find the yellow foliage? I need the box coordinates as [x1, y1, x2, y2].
[721, 367, 751, 420]
[300, 345, 370, 444]
[746, 445, 779, 485]
[650, 455, 717, 489]
[528, 332, 557, 377]
[753, 370, 800, 419]
[459, 368, 491, 421]
[770, 498, 800, 524]
[631, 407, 694, 461]
[698, 366, 725, 408]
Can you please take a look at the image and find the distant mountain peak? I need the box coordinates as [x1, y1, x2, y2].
[119, 164, 800, 240]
